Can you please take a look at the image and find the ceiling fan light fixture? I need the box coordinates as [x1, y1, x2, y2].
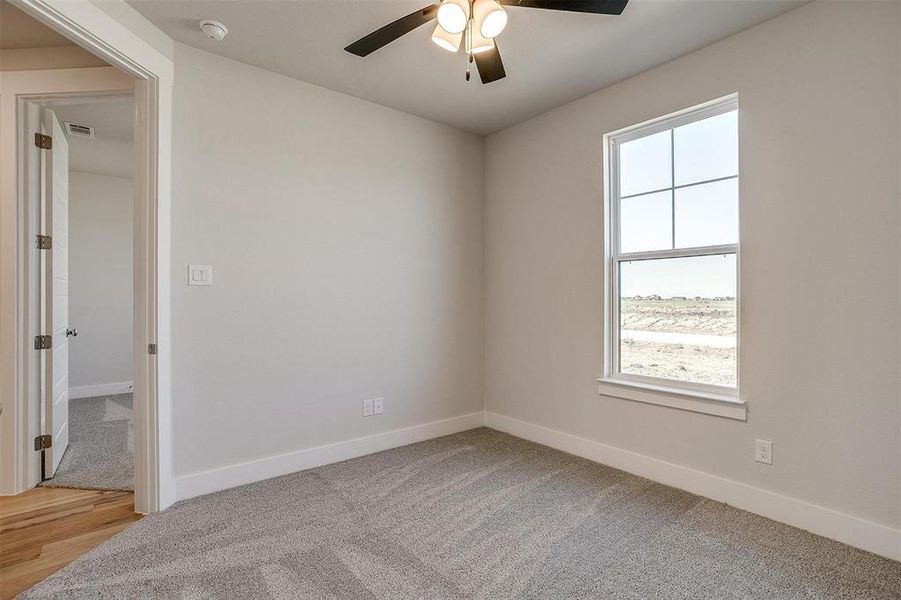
[474, 0, 507, 38]
[343, 0, 630, 84]
[437, 0, 469, 34]
[431, 24, 462, 52]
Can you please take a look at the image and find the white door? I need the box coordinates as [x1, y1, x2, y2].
[41, 109, 70, 477]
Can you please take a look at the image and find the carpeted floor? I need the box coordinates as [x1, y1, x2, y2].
[40, 393, 133, 492]
[20, 428, 901, 599]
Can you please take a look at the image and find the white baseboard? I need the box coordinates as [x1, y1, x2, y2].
[69, 380, 133, 399]
[485, 411, 900, 562]
[173, 409, 900, 561]
[176, 411, 486, 502]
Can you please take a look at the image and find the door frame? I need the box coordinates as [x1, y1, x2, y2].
[0, 0, 175, 513]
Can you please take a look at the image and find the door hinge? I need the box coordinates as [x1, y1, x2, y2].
[36, 234, 52, 250]
[34, 335, 52, 350]
[34, 133, 52, 150]
[148, 343, 157, 355]
[34, 434, 52, 451]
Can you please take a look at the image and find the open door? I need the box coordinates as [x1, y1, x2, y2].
[39, 109, 70, 478]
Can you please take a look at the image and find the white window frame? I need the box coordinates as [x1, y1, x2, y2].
[598, 96, 745, 420]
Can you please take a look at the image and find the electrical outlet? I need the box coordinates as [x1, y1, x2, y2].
[373, 398, 384, 415]
[362, 398, 373, 417]
[755, 439, 773, 465]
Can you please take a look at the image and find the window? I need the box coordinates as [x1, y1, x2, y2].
[602, 98, 740, 413]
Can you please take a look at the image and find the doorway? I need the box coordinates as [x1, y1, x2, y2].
[32, 96, 136, 492]
[1, 0, 175, 514]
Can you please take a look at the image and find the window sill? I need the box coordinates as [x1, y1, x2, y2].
[596, 377, 746, 421]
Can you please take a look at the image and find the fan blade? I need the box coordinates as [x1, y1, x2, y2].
[499, 0, 628, 15]
[474, 44, 506, 84]
[344, 5, 439, 57]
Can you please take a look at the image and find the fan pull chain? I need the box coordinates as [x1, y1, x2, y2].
[465, 6, 473, 82]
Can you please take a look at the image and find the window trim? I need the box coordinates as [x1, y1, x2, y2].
[601, 95, 744, 419]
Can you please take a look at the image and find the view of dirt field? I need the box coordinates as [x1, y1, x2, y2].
[619, 297, 736, 387]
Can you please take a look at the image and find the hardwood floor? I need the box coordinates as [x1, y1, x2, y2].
[0, 487, 141, 599]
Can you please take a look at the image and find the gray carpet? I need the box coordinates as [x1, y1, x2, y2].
[40, 393, 133, 492]
[21, 428, 901, 599]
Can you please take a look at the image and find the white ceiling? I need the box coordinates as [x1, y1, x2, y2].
[53, 97, 135, 179]
[128, 0, 803, 135]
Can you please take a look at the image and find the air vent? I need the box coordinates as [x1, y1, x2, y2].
[64, 122, 95, 139]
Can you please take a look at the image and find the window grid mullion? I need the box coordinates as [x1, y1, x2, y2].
[619, 174, 739, 201]
[670, 129, 675, 250]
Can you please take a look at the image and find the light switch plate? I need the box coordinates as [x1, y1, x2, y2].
[188, 264, 212, 286]
[362, 398, 373, 417]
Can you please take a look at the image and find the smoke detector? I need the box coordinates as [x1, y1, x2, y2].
[64, 122, 94, 139]
[199, 20, 228, 41]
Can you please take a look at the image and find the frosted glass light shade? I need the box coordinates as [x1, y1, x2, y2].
[474, 0, 507, 38]
[437, 0, 469, 34]
[466, 25, 494, 54]
[431, 24, 462, 52]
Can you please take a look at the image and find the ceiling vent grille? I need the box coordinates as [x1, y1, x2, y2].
[64, 122, 95, 139]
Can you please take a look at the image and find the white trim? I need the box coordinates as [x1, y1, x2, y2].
[597, 378, 746, 420]
[13, 0, 173, 82]
[176, 412, 486, 501]
[69, 381, 134, 400]
[485, 412, 901, 561]
[618, 243, 737, 263]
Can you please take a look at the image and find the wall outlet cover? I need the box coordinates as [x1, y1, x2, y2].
[362, 398, 373, 417]
[373, 397, 384, 415]
[755, 439, 773, 465]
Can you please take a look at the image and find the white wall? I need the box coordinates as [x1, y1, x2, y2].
[0, 46, 107, 71]
[68, 171, 133, 390]
[171, 44, 484, 478]
[485, 0, 900, 531]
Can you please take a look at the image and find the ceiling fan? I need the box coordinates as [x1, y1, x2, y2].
[344, 0, 629, 84]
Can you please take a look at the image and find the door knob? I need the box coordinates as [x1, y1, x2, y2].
[66, 328, 78, 338]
